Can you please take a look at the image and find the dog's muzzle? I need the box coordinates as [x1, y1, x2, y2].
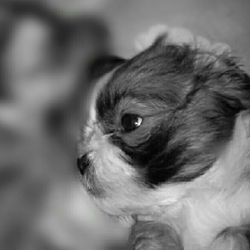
[77, 153, 90, 175]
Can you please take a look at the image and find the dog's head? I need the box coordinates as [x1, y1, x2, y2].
[78, 35, 250, 216]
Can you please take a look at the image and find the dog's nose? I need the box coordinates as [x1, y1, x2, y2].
[77, 154, 90, 175]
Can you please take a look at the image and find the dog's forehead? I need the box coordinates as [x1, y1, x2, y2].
[109, 44, 195, 93]
[96, 44, 195, 118]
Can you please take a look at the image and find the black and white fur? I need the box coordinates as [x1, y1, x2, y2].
[78, 26, 250, 250]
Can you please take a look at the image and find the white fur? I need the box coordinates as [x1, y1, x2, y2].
[135, 24, 231, 56]
[78, 71, 114, 156]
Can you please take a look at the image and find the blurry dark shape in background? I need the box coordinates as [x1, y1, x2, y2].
[0, 0, 110, 100]
[0, 1, 124, 250]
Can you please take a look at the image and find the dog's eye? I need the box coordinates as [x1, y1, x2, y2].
[121, 113, 143, 132]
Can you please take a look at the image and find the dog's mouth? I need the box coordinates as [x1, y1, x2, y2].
[77, 153, 90, 176]
[77, 157, 106, 198]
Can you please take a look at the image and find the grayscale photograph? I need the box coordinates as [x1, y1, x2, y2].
[0, 0, 250, 249]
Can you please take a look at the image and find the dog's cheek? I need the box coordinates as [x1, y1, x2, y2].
[89, 141, 138, 191]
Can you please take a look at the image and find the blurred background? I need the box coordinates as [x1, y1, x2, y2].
[0, 0, 249, 250]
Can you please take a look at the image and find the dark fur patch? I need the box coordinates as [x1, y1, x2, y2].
[87, 55, 126, 81]
[96, 42, 250, 187]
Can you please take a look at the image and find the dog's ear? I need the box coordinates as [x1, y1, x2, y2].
[87, 55, 126, 81]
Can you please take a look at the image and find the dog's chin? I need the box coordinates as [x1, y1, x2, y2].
[82, 170, 148, 217]
[82, 167, 106, 198]
[82, 168, 188, 220]
[83, 182, 145, 217]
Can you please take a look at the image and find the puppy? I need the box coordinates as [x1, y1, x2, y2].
[78, 27, 250, 250]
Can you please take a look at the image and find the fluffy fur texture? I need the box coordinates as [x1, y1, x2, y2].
[78, 26, 250, 249]
[128, 221, 182, 250]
